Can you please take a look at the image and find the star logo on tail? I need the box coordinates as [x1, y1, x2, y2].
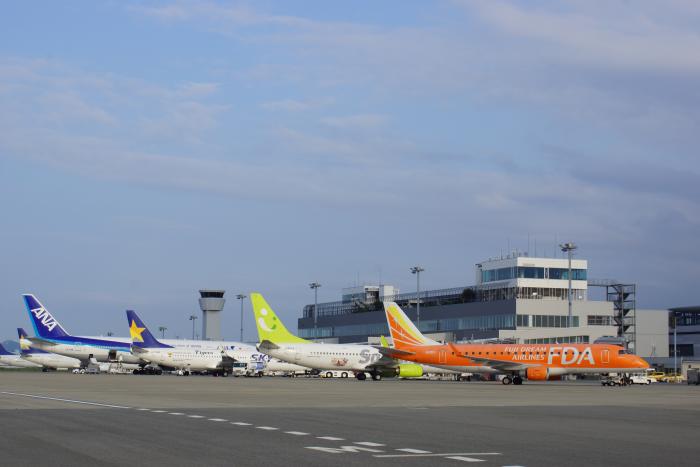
[129, 320, 145, 342]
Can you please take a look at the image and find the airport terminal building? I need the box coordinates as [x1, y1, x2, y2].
[298, 254, 632, 349]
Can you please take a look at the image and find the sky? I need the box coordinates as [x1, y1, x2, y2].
[1, 0, 699, 343]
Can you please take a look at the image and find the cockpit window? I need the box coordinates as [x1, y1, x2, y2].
[618, 349, 630, 355]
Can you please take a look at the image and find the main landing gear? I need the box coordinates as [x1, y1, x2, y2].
[355, 372, 367, 381]
[501, 375, 523, 385]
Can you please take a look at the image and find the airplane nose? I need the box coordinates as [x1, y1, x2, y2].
[634, 356, 650, 368]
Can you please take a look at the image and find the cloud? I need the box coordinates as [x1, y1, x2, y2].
[260, 97, 333, 112]
[320, 114, 388, 130]
[460, 0, 700, 73]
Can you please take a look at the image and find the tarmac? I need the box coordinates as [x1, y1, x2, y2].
[1, 371, 699, 466]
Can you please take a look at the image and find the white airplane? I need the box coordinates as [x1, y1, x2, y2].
[23, 294, 257, 368]
[0, 343, 42, 369]
[126, 310, 308, 376]
[250, 293, 419, 381]
[17, 328, 81, 371]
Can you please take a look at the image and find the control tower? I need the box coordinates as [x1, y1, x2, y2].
[199, 290, 225, 340]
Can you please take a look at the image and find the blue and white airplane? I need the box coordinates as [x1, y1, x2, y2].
[23, 294, 265, 367]
[17, 328, 81, 371]
[125, 310, 309, 376]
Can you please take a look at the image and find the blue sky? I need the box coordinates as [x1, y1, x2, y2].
[1, 1, 699, 342]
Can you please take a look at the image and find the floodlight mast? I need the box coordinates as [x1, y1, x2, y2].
[410, 266, 425, 330]
[559, 242, 578, 327]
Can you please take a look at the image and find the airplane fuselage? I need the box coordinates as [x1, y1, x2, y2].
[0, 354, 42, 368]
[21, 353, 81, 369]
[264, 343, 386, 372]
[396, 343, 649, 377]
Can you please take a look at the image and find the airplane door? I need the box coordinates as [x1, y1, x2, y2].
[602, 349, 610, 364]
[439, 350, 447, 364]
[108, 350, 117, 361]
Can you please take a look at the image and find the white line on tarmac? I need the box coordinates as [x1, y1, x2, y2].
[285, 431, 309, 436]
[188, 415, 205, 418]
[152, 410, 166, 413]
[354, 442, 385, 447]
[317, 436, 345, 441]
[208, 418, 227, 422]
[137, 408, 150, 411]
[231, 422, 251, 426]
[169, 412, 184, 415]
[446, 456, 485, 463]
[0, 391, 131, 409]
[397, 449, 432, 454]
[373, 452, 501, 458]
[256, 426, 279, 430]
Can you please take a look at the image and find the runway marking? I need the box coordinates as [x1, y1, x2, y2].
[374, 452, 501, 459]
[285, 431, 309, 436]
[397, 449, 432, 453]
[307, 445, 384, 454]
[208, 418, 227, 422]
[446, 456, 485, 462]
[256, 426, 279, 430]
[354, 442, 385, 447]
[188, 415, 205, 418]
[232, 422, 252, 426]
[152, 410, 166, 413]
[169, 412, 184, 415]
[137, 408, 151, 411]
[0, 392, 131, 409]
[317, 436, 345, 441]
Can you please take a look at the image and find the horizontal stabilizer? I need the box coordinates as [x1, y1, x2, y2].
[28, 337, 58, 347]
[373, 346, 415, 358]
[257, 339, 280, 352]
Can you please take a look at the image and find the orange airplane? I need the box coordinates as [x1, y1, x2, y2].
[382, 302, 649, 385]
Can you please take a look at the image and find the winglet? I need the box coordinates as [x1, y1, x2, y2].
[0, 343, 14, 356]
[250, 293, 309, 344]
[125, 310, 172, 348]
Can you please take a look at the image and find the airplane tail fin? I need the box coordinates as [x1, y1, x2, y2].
[17, 328, 46, 354]
[383, 302, 439, 349]
[23, 294, 70, 339]
[125, 310, 172, 348]
[0, 343, 14, 356]
[250, 293, 309, 344]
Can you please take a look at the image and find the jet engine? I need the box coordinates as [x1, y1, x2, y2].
[526, 366, 550, 381]
[396, 364, 423, 378]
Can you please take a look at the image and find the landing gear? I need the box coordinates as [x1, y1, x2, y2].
[355, 372, 367, 381]
[502, 375, 523, 385]
[371, 372, 382, 381]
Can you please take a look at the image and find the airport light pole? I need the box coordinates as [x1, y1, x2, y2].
[309, 282, 321, 335]
[559, 243, 577, 327]
[236, 294, 247, 342]
[411, 266, 425, 330]
[672, 311, 678, 379]
[189, 315, 198, 340]
[158, 326, 167, 338]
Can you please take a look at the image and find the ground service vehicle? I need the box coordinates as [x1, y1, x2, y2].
[629, 374, 653, 384]
[687, 369, 699, 386]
